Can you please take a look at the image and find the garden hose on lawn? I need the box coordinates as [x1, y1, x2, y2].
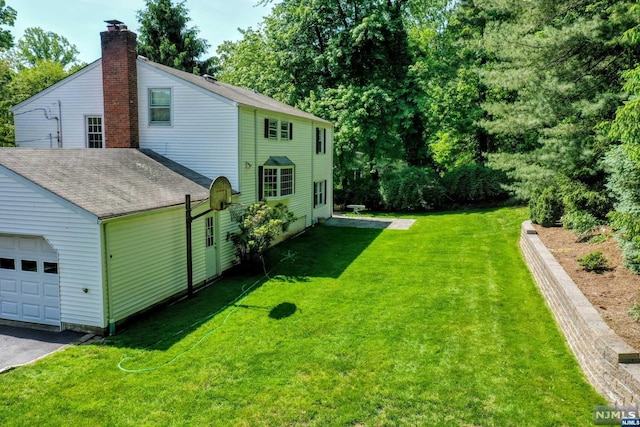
[117, 250, 296, 373]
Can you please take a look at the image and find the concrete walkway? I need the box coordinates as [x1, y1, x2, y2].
[325, 214, 415, 230]
[0, 325, 87, 373]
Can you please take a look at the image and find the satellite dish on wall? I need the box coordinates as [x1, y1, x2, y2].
[209, 176, 232, 211]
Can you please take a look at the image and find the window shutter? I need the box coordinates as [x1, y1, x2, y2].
[264, 119, 269, 139]
[315, 127, 320, 154]
[323, 129, 327, 154]
[258, 166, 264, 201]
[313, 183, 317, 208]
[324, 180, 327, 205]
[289, 122, 293, 140]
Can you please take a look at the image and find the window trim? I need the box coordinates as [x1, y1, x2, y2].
[205, 216, 215, 247]
[86, 115, 103, 148]
[148, 88, 172, 126]
[259, 165, 295, 199]
[314, 180, 327, 208]
[264, 118, 293, 141]
[316, 127, 327, 154]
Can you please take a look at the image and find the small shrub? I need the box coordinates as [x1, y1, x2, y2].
[530, 185, 563, 227]
[629, 303, 640, 323]
[587, 234, 609, 244]
[379, 166, 445, 211]
[577, 251, 611, 273]
[561, 210, 601, 241]
[230, 202, 296, 271]
[557, 176, 611, 220]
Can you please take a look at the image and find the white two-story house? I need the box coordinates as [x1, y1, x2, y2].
[0, 21, 333, 334]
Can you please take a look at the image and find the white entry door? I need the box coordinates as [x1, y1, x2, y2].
[0, 235, 60, 326]
[205, 215, 219, 279]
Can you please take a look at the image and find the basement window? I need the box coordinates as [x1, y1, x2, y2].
[149, 88, 172, 126]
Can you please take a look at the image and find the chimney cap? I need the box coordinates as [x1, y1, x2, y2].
[105, 19, 126, 30]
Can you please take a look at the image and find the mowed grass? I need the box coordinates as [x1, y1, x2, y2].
[0, 207, 605, 426]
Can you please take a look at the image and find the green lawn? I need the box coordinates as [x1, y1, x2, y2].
[0, 207, 605, 426]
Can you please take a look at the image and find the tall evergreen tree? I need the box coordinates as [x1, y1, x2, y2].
[480, 0, 640, 200]
[137, 0, 211, 74]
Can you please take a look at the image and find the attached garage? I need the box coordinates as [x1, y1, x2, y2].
[0, 235, 60, 326]
[0, 148, 214, 334]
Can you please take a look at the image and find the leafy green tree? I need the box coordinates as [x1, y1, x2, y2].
[136, 0, 211, 74]
[0, 0, 16, 51]
[221, 0, 457, 207]
[11, 27, 80, 69]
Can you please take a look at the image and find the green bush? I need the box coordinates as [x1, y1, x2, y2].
[379, 166, 445, 211]
[577, 251, 611, 273]
[230, 202, 296, 270]
[605, 145, 640, 275]
[556, 176, 611, 220]
[442, 164, 509, 204]
[530, 186, 563, 227]
[629, 303, 640, 323]
[561, 210, 601, 240]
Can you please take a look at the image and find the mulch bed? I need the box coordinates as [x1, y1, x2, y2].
[533, 224, 640, 351]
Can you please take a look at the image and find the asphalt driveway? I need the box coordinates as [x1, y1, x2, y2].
[0, 325, 87, 373]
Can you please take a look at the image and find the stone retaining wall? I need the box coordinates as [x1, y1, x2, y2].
[520, 220, 640, 404]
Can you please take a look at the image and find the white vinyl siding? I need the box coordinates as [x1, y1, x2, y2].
[13, 61, 104, 149]
[137, 62, 240, 190]
[241, 108, 315, 230]
[0, 169, 104, 328]
[105, 205, 208, 322]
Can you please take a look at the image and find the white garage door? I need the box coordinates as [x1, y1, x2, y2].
[0, 235, 60, 326]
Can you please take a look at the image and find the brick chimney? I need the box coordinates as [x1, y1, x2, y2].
[101, 20, 139, 148]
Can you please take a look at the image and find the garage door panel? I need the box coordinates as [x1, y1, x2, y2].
[20, 280, 40, 296]
[0, 235, 15, 249]
[22, 303, 42, 320]
[44, 306, 60, 322]
[1, 300, 18, 316]
[0, 235, 60, 326]
[1, 278, 17, 293]
[43, 283, 58, 297]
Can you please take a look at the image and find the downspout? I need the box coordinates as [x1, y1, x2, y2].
[311, 121, 315, 225]
[101, 221, 115, 335]
[254, 109, 258, 202]
[58, 100, 63, 147]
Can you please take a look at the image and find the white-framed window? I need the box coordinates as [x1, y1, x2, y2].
[86, 116, 103, 148]
[280, 120, 291, 140]
[260, 166, 295, 199]
[149, 88, 172, 126]
[314, 180, 326, 207]
[265, 118, 278, 139]
[280, 167, 294, 196]
[264, 118, 293, 140]
[263, 167, 279, 198]
[205, 217, 214, 247]
[316, 127, 326, 154]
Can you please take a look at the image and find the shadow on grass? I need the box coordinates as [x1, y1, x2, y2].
[269, 302, 297, 320]
[106, 225, 381, 350]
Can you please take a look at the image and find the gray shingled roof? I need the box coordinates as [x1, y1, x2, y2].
[139, 58, 332, 124]
[0, 148, 210, 219]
